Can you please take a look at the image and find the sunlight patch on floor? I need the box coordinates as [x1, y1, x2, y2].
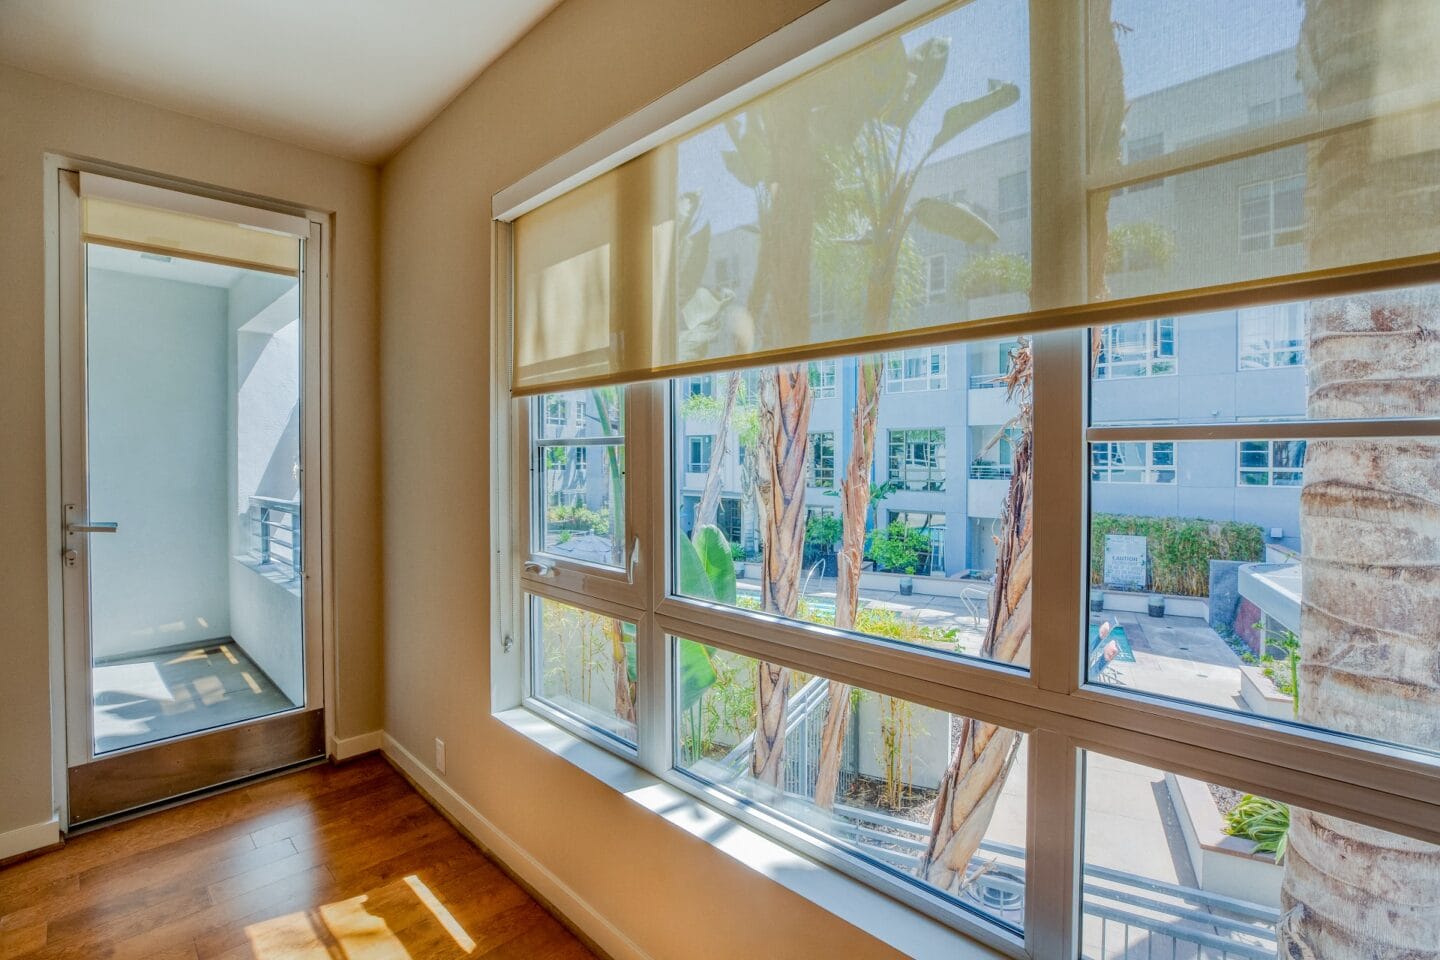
[239, 877, 480, 959]
[405, 875, 476, 953]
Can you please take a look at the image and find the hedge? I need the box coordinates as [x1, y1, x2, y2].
[1090, 514, 1264, 597]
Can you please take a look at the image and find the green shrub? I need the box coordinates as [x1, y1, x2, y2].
[805, 513, 843, 549]
[868, 520, 931, 574]
[1090, 514, 1263, 597]
[954, 252, 1031, 299]
[1224, 794, 1290, 859]
[546, 504, 611, 536]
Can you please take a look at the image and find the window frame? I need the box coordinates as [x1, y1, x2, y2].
[884, 346, 948, 392]
[1237, 173, 1305, 252]
[1237, 438, 1306, 487]
[490, 0, 1440, 955]
[1089, 440, 1176, 484]
[1237, 302, 1307, 369]
[1092, 317, 1176, 379]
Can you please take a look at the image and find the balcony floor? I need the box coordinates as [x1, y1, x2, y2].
[92, 640, 295, 754]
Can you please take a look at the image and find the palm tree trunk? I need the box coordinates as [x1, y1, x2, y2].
[921, 348, 1032, 890]
[751, 365, 812, 785]
[1278, 3, 1440, 954]
[813, 354, 883, 808]
[694, 371, 743, 531]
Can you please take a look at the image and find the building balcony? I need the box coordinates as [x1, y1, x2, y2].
[968, 384, 1018, 425]
[967, 477, 1008, 518]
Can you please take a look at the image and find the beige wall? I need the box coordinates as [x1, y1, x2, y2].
[379, 0, 907, 955]
[0, 62, 384, 834]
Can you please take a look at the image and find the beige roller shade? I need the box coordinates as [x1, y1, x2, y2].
[82, 196, 300, 276]
[508, 0, 1440, 396]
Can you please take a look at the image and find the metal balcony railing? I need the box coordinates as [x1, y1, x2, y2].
[968, 462, 1014, 480]
[250, 496, 301, 580]
[968, 372, 1008, 389]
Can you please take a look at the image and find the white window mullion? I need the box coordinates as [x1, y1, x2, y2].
[637, 380, 673, 775]
[1028, 0, 1086, 953]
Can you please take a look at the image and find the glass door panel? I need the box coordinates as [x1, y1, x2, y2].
[85, 242, 306, 755]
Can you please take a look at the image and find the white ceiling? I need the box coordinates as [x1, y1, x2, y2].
[0, 0, 561, 163]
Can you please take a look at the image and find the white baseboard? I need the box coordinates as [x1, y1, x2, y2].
[330, 730, 384, 761]
[382, 734, 649, 960]
[0, 818, 61, 862]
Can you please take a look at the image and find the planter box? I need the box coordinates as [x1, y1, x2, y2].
[1164, 772, 1283, 908]
[1239, 664, 1296, 721]
[1095, 588, 1208, 620]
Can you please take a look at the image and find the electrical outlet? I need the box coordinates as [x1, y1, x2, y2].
[435, 737, 446, 774]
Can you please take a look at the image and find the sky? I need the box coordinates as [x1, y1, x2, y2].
[679, 0, 1305, 235]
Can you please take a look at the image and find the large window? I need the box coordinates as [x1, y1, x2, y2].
[1089, 441, 1175, 484]
[1238, 303, 1306, 369]
[884, 348, 947, 392]
[887, 428, 946, 492]
[807, 431, 836, 488]
[504, 1, 1440, 955]
[925, 253, 948, 304]
[686, 435, 714, 473]
[998, 170, 1028, 222]
[1239, 175, 1305, 252]
[809, 359, 838, 399]
[1094, 319, 1175, 379]
[1238, 439, 1306, 486]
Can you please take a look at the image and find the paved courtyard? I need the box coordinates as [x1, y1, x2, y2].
[737, 576, 1276, 958]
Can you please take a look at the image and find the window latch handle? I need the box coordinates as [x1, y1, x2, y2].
[523, 559, 556, 578]
[627, 538, 641, 584]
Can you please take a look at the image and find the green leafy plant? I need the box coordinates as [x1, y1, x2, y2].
[1090, 514, 1264, 596]
[1104, 221, 1176, 273]
[1255, 623, 1301, 714]
[805, 513, 843, 550]
[954, 252, 1031, 299]
[546, 504, 612, 536]
[1225, 794, 1291, 860]
[867, 519, 931, 574]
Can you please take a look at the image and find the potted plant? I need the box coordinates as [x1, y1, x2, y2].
[804, 513, 843, 576]
[868, 520, 927, 594]
[1148, 593, 1166, 618]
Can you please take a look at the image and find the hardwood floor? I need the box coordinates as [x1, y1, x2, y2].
[0, 756, 598, 960]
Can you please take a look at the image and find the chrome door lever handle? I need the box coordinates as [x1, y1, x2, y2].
[67, 521, 118, 534]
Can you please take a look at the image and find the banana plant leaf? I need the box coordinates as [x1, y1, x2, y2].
[677, 638, 718, 713]
[691, 524, 738, 605]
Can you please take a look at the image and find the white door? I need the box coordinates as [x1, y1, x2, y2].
[57, 170, 327, 826]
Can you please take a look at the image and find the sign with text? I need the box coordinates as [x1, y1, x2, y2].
[1103, 534, 1148, 591]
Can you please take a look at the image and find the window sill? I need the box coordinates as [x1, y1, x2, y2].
[495, 706, 1009, 960]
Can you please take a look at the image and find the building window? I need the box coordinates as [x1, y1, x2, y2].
[687, 376, 715, 398]
[809, 359, 838, 399]
[714, 254, 740, 290]
[1094, 318, 1176, 379]
[1090, 441, 1176, 484]
[688, 435, 714, 473]
[1239, 439, 1306, 486]
[543, 395, 567, 431]
[812, 277, 839, 326]
[889, 510, 946, 572]
[1239, 175, 1304, 252]
[808, 431, 836, 488]
[925, 253, 947, 304]
[1123, 133, 1164, 192]
[887, 428, 945, 492]
[884, 347, 947, 392]
[997, 170, 1028, 222]
[1238, 303, 1306, 369]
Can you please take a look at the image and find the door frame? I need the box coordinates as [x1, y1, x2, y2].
[45, 156, 337, 828]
